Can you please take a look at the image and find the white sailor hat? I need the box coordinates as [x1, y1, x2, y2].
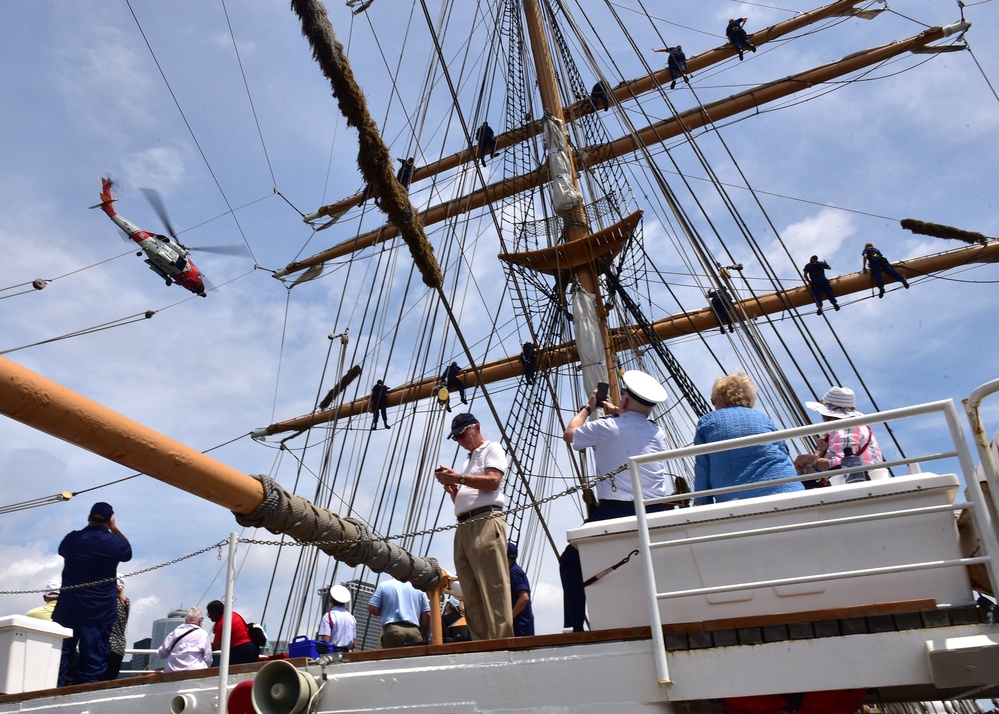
[329, 584, 351, 605]
[620, 370, 668, 406]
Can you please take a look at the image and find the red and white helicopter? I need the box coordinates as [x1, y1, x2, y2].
[91, 178, 242, 297]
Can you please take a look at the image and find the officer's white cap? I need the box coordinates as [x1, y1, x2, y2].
[329, 584, 351, 605]
[620, 370, 668, 406]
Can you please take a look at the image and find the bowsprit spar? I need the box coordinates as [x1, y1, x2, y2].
[245, 0, 996, 644]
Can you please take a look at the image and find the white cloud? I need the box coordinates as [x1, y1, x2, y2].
[780, 207, 856, 266]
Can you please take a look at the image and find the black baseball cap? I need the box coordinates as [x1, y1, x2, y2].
[448, 413, 479, 440]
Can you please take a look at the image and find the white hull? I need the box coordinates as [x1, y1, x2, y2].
[2, 620, 996, 714]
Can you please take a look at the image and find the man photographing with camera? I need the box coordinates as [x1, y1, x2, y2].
[558, 370, 670, 631]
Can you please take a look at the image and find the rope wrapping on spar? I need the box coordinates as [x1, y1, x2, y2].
[233, 474, 441, 591]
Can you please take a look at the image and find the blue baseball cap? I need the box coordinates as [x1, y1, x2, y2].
[89, 502, 114, 521]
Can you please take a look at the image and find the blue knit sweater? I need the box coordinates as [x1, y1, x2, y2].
[693, 406, 803, 504]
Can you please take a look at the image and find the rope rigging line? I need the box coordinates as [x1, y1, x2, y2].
[123, 0, 259, 265]
[0, 492, 74, 516]
[415, 172, 564, 556]
[588, 0, 888, 439]
[271, 327, 357, 639]
[0, 265, 259, 356]
[173, 192, 281, 238]
[512, 0, 732, 436]
[627, 2, 730, 41]
[563, 1, 783, 408]
[0, 251, 136, 301]
[884, 4, 933, 29]
[0, 287, 43, 301]
[666, 32, 968, 446]
[965, 42, 999, 104]
[0, 310, 159, 356]
[0, 426, 265, 518]
[673, 83, 852, 416]
[640, 8, 916, 428]
[219, 0, 279, 189]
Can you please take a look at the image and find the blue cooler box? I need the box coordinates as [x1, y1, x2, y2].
[288, 636, 321, 659]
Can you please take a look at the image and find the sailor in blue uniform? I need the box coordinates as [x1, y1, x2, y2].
[590, 81, 610, 112]
[802, 255, 839, 314]
[862, 243, 909, 298]
[726, 18, 756, 61]
[475, 122, 497, 167]
[654, 45, 689, 90]
[396, 157, 415, 190]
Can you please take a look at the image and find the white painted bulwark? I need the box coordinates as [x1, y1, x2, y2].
[0, 615, 70, 694]
[570, 473, 974, 629]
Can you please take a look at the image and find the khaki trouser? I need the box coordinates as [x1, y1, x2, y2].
[453, 513, 513, 640]
[380, 622, 422, 648]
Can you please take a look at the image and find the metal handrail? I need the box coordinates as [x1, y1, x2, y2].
[657, 557, 992, 601]
[964, 379, 999, 522]
[627, 395, 999, 687]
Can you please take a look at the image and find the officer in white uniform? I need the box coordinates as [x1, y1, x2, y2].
[559, 370, 670, 631]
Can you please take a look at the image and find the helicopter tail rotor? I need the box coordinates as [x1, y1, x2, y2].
[90, 175, 122, 210]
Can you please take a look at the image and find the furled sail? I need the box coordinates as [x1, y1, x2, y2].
[572, 285, 606, 401]
[543, 115, 583, 213]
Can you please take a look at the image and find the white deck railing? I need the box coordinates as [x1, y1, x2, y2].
[625, 396, 999, 687]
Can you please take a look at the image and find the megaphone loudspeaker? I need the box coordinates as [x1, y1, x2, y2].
[250, 660, 319, 714]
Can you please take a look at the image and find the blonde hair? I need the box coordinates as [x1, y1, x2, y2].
[711, 372, 757, 408]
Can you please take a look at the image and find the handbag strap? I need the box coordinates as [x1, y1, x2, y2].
[169, 626, 198, 652]
[855, 426, 872, 456]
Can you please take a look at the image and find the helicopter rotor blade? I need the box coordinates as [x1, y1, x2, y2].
[191, 244, 251, 257]
[139, 187, 179, 239]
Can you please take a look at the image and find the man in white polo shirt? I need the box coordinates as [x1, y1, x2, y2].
[434, 413, 513, 640]
[559, 370, 670, 631]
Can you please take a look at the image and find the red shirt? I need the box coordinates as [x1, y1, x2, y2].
[211, 611, 252, 648]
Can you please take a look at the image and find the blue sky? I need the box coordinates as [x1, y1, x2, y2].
[1, 0, 997, 651]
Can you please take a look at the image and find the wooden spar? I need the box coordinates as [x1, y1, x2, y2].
[303, 0, 868, 223]
[260, 240, 999, 436]
[595, 22, 969, 161]
[603, 0, 868, 102]
[0, 353, 444, 589]
[0, 355, 264, 514]
[280, 23, 967, 277]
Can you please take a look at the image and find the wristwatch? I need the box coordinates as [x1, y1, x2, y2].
[458, 475, 467, 485]
[583, 405, 593, 414]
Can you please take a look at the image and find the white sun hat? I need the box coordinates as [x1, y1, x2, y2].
[805, 386, 863, 419]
